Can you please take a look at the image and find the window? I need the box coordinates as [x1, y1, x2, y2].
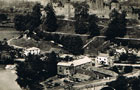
[66, 67, 68, 70]
[59, 67, 62, 69]
[66, 71, 68, 73]
[59, 70, 62, 72]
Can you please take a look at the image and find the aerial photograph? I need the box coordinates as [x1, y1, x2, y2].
[1, 0, 140, 90]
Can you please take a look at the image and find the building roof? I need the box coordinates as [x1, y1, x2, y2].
[98, 53, 109, 57]
[57, 56, 92, 66]
[25, 47, 40, 51]
[60, 54, 74, 58]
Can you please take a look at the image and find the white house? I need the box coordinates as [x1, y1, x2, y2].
[115, 47, 127, 54]
[23, 47, 41, 56]
[128, 48, 138, 55]
[57, 56, 93, 76]
[95, 53, 114, 66]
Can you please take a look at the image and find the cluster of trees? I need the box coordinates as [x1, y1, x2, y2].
[104, 76, 140, 90]
[14, 3, 42, 32]
[110, 66, 133, 74]
[59, 35, 84, 55]
[35, 30, 84, 55]
[74, 2, 99, 37]
[16, 52, 58, 90]
[0, 13, 8, 22]
[0, 38, 17, 64]
[119, 53, 137, 64]
[42, 3, 58, 32]
[14, 3, 58, 33]
[105, 9, 127, 40]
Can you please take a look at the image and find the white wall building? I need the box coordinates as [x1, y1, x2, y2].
[57, 56, 93, 76]
[116, 47, 127, 54]
[95, 53, 114, 66]
[23, 47, 41, 56]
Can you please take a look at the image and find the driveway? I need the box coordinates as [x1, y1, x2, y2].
[0, 69, 21, 90]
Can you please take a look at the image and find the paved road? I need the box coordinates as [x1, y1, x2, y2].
[0, 70, 21, 90]
[114, 63, 140, 67]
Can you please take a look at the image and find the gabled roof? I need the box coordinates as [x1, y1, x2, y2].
[57, 56, 92, 66]
[26, 47, 40, 51]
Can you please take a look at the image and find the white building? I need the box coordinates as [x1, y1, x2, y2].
[116, 47, 127, 54]
[95, 53, 114, 66]
[57, 56, 92, 76]
[23, 47, 41, 56]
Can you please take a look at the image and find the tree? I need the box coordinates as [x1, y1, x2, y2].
[43, 3, 58, 32]
[108, 76, 129, 90]
[75, 18, 88, 34]
[101, 87, 114, 90]
[14, 3, 42, 33]
[119, 53, 128, 61]
[88, 15, 99, 38]
[74, 2, 89, 34]
[47, 51, 58, 76]
[105, 9, 127, 40]
[14, 14, 27, 31]
[0, 14, 7, 22]
[110, 66, 119, 74]
[27, 3, 42, 33]
[124, 66, 133, 73]
[16, 55, 46, 89]
[60, 36, 84, 55]
[16, 53, 59, 90]
[128, 77, 140, 90]
[74, 2, 89, 19]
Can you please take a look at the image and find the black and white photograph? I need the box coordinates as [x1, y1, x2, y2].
[0, 0, 140, 90]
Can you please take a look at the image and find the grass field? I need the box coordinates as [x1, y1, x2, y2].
[10, 38, 62, 52]
[0, 28, 20, 41]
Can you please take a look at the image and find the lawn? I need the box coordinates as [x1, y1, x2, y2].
[10, 38, 62, 52]
[0, 28, 20, 40]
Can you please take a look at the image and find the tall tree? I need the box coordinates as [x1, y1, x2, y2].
[16, 55, 46, 90]
[105, 9, 127, 40]
[27, 3, 42, 32]
[60, 36, 84, 55]
[47, 51, 58, 76]
[74, 2, 89, 19]
[14, 3, 42, 32]
[128, 76, 140, 90]
[88, 15, 99, 38]
[74, 2, 89, 34]
[108, 76, 129, 90]
[43, 3, 58, 32]
[14, 14, 27, 31]
[16, 53, 59, 90]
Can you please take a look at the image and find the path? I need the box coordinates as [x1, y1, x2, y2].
[0, 70, 21, 90]
[114, 63, 140, 67]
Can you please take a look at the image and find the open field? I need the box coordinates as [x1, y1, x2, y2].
[10, 38, 63, 52]
[0, 28, 20, 40]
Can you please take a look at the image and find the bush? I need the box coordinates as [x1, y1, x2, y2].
[0, 14, 7, 22]
[124, 66, 133, 73]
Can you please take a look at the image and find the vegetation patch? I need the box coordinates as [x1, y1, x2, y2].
[10, 38, 61, 52]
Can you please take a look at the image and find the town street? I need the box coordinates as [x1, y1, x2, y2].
[0, 69, 21, 90]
